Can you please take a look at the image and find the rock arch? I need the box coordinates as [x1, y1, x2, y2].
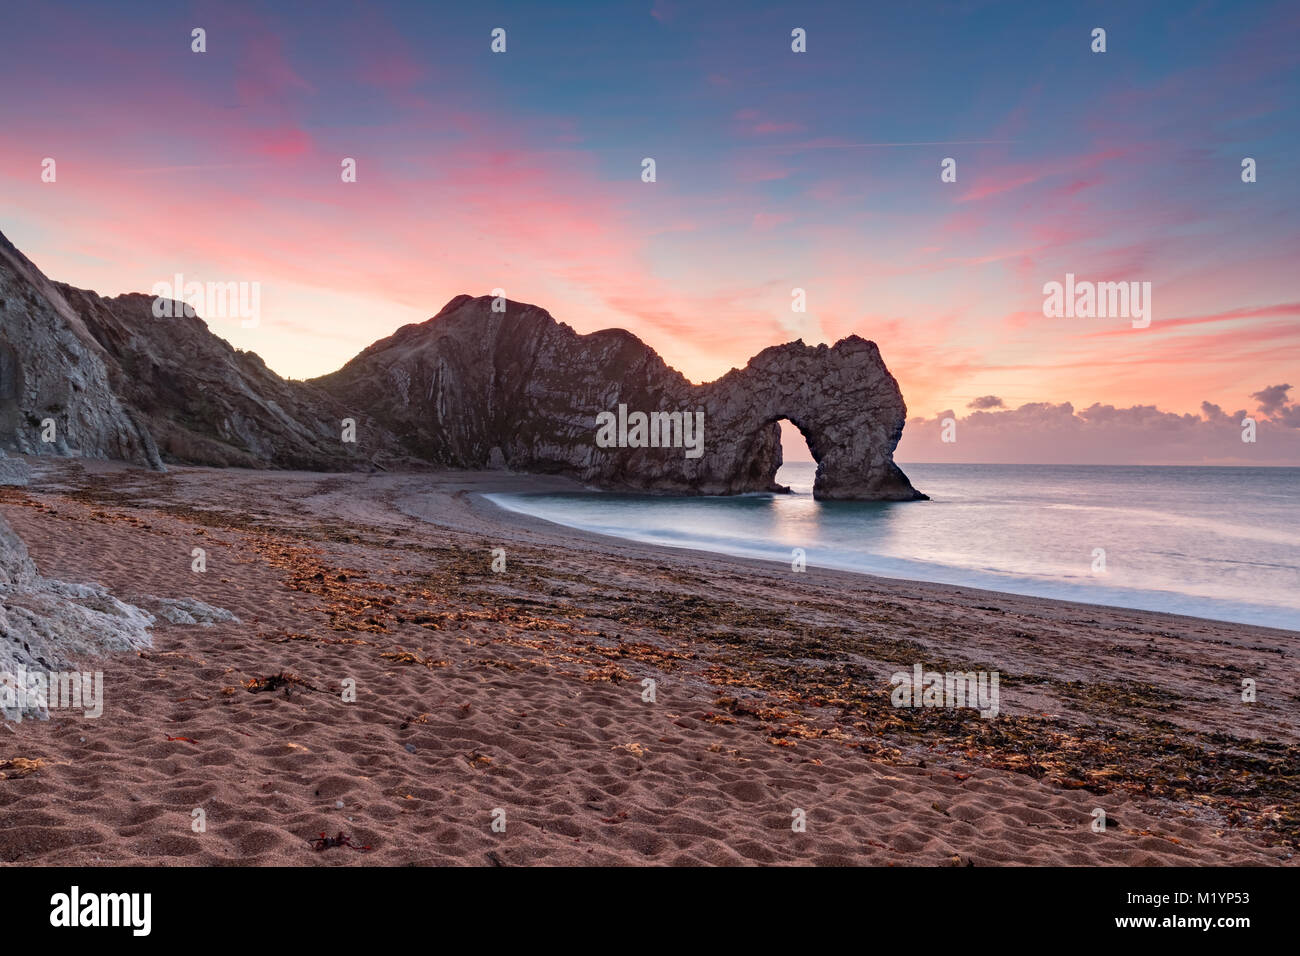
[696, 336, 926, 500]
[319, 296, 926, 501]
[1, 249, 925, 500]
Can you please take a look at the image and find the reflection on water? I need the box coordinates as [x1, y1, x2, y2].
[486, 462, 1300, 631]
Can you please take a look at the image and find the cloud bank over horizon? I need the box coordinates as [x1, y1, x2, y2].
[889, 384, 1300, 465]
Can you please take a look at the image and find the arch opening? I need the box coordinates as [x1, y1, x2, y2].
[774, 417, 818, 494]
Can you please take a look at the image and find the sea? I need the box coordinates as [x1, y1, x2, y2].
[485, 463, 1300, 631]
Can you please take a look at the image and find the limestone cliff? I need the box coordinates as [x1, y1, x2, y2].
[0, 232, 162, 469]
[0, 228, 407, 470]
[315, 295, 925, 500]
[58, 285, 408, 471]
[0, 228, 923, 500]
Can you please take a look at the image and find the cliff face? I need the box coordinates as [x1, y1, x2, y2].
[0, 228, 406, 471]
[315, 295, 925, 500]
[57, 285, 407, 471]
[314, 294, 702, 475]
[0, 229, 923, 500]
[0, 232, 162, 470]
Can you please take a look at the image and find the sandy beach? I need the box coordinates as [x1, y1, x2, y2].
[1, 457, 1296, 866]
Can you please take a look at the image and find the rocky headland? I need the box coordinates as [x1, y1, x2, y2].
[0, 228, 923, 501]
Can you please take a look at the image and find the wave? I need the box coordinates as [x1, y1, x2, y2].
[484, 470, 1300, 633]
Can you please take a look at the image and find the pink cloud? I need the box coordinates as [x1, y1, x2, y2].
[957, 149, 1126, 203]
[1082, 302, 1300, 338]
[898, 391, 1300, 466]
[246, 127, 314, 159]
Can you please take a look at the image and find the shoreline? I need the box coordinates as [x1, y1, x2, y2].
[1, 458, 1296, 865]
[469, 477, 1298, 639]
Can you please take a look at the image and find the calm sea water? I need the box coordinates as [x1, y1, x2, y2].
[486, 463, 1300, 631]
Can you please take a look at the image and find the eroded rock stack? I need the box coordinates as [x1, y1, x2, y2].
[317, 295, 925, 500]
[0, 228, 923, 500]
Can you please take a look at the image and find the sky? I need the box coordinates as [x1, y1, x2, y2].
[1, 0, 1297, 464]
